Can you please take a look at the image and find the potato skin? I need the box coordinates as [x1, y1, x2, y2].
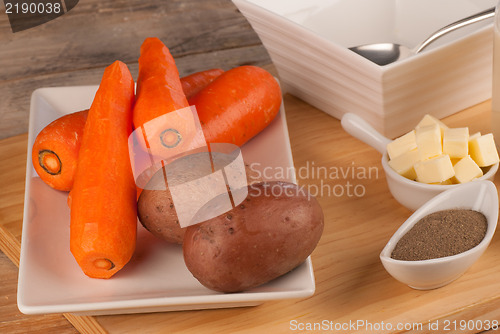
[137, 152, 261, 244]
[183, 181, 324, 293]
[138, 185, 183, 243]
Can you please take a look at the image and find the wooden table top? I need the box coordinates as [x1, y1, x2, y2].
[2, 1, 500, 333]
[2, 96, 500, 333]
[0, 0, 272, 140]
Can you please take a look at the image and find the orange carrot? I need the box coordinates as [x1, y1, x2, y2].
[70, 60, 136, 279]
[32, 109, 88, 191]
[133, 37, 189, 129]
[31, 69, 221, 196]
[181, 68, 224, 99]
[132, 38, 199, 199]
[189, 65, 282, 147]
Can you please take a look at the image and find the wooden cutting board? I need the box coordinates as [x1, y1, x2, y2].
[1, 95, 500, 333]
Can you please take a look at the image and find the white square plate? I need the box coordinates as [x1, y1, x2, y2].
[17, 85, 315, 316]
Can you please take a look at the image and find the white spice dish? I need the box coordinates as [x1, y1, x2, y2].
[380, 180, 498, 290]
[341, 113, 499, 211]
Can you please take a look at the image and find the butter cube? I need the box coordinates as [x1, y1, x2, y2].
[431, 179, 453, 185]
[469, 133, 500, 167]
[387, 130, 417, 160]
[468, 132, 481, 161]
[452, 155, 483, 184]
[443, 127, 469, 158]
[414, 154, 455, 184]
[469, 132, 481, 141]
[416, 124, 442, 160]
[388, 149, 420, 180]
[416, 114, 449, 137]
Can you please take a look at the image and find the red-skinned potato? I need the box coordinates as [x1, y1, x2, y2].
[137, 152, 261, 244]
[183, 181, 324, 293]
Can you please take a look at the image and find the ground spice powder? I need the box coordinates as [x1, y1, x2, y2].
[391, 209, 487, 261]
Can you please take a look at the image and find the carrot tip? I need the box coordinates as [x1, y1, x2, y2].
[160, 128, 182, 148]
[38, 150, 62, 175]
[93, 258, 115, 270]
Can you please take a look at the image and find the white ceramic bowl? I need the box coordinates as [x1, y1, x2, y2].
[341, 113, 499, 211]
[380, 180, 498, 290]
[232, 0, 496, 138]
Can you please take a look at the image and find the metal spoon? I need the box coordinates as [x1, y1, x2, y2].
[350, 7, 495, 66]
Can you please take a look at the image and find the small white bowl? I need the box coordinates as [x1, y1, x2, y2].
[380, 180, 498, 290]
[341, 113, 499, 211]
[232, 0, 496, 138]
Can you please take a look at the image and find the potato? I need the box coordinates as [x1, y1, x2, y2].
[183, 181, 324, 293]
[137, 151, 260, 244]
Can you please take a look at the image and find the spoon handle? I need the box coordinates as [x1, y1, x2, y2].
[340, 113, 391, 155]
[415, 7, 495, 54]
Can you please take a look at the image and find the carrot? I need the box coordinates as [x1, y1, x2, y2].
[132, 37, 201, 199]
[31, 109, 88, 191]
[133, 37, 189, 129]
[188, 65, 282, 147]
[181, 68, 224, 99]
[70, 60, 136, 279]
[31, 69, 221, 197]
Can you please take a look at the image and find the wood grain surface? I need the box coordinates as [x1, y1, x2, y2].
[0, 0, 272, 139]
[1, 94, 500, 333]
[2, 0, 500, 333]
[0, 251, 78, 334]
